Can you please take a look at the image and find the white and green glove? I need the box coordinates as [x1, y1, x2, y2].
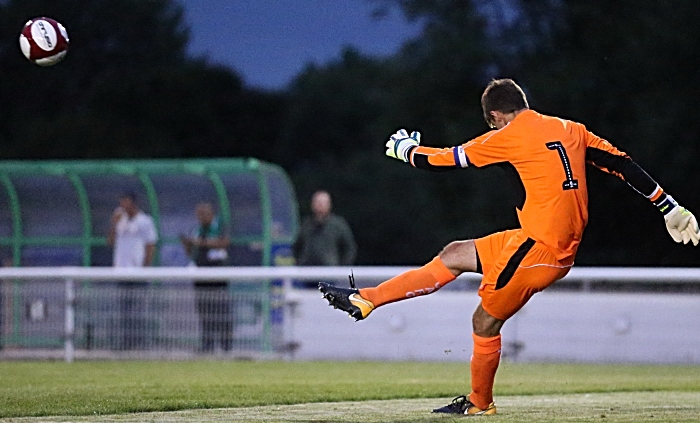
[385, 129, 420, 162]
[657, 195, 699, 246]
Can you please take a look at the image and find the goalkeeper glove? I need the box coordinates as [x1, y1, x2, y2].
[385, 129, 420, 162]
[656, 194, 699, 246]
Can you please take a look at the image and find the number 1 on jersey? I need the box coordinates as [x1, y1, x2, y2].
[546, 141, 579, 190]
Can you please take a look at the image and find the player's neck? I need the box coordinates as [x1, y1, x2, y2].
[492, 108, 528, 129]
[504, 108, 528, 124]
[496, 109, 529, 129]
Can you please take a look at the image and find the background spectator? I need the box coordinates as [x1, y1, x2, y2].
[107, 192, 158, 350]
[180, 202, 232, 353]
[294, 190, 357, 269]
[108, 192, 157, 268]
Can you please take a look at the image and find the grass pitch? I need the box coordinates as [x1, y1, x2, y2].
[1, 361, 699, 422]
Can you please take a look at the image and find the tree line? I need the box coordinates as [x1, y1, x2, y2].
[1, 0, 698, 265]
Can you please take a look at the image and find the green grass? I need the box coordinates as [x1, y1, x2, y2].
[1, 361, 699, 419]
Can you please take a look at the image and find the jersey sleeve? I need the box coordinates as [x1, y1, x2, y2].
[582, 125, 663, 200]
[406, 130, 505, 171]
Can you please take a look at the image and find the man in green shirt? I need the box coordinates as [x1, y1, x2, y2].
[180, 202, 232, 352]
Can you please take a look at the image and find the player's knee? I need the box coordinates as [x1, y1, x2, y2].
[472, 304, 504, 337]
[438, 240, 477, 274]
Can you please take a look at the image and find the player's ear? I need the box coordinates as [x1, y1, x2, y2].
[483, 110, 495, 128]
[486, 111, 498, 129]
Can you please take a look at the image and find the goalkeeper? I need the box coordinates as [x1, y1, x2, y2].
[319, 78, 699, 416]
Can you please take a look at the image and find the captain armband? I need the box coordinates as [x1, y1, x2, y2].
[452, 146, 470, 168]
[408, 146, 470, 171]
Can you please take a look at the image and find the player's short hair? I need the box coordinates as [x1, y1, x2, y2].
[481, 79, 529, 128]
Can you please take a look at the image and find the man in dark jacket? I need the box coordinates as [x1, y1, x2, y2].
[294, 190, 357, 267]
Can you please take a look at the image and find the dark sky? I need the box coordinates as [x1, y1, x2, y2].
[179, 0, 420, 90]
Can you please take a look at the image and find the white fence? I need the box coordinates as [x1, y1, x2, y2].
[1, 266, 699, 363]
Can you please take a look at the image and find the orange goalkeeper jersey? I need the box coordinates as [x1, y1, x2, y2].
[407, 109, 662, 260]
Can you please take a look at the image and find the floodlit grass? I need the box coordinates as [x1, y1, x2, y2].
[1, 361, 699, 420]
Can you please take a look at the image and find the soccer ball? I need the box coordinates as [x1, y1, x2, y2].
[19, 17, 69, 67]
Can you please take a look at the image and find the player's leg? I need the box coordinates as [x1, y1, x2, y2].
[467, 232, 571, 413]
[360, 240, 477, 305]
[434, 230, 572, 414]
[462, 303, 504, 415]
[319, 239, 478, 320]
[433, 304, 503, 415]
[432, 231, 513, 415]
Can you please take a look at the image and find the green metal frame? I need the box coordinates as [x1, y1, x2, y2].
[0, 158, 299, 259]
[67, 173, 92, 267]
[0, 158, 299, 352]
[0, 172, 22, 266]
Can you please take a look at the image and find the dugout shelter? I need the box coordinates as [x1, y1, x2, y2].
[0, 158, 298, 355]
[0, 158, 298, 267]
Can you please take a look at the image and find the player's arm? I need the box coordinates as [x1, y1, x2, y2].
[584, 129, 699, 246]
[385, 129, 495, 171]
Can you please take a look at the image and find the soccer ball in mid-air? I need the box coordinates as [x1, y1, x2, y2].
[19, 17, 69, 67]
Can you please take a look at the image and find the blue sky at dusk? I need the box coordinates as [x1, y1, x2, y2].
[179, 0, 421, 89]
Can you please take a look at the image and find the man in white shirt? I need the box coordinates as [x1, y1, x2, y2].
[107, 192, 157, 350]
[108, 193, 157, 267]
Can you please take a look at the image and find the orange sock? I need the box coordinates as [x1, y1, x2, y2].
[359, 257, 456, 308]
[469, 334, 502, 410]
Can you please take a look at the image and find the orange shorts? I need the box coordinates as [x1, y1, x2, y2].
[474, 229, 573, 320]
